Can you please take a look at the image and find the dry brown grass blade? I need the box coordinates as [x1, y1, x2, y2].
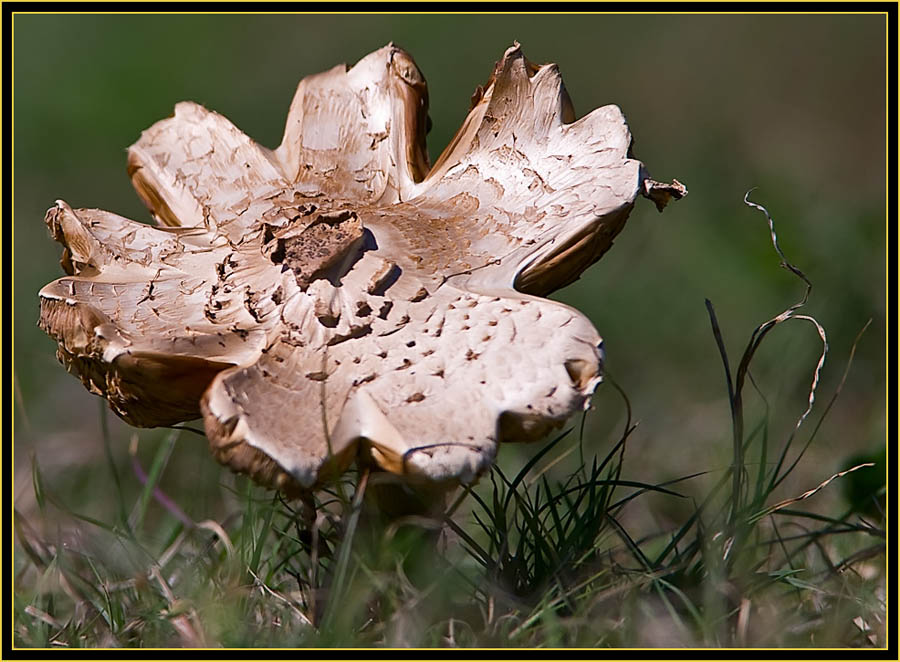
[195, 519, 235, 561]
[756, 463, 875, 520]
[247, 568, 314, 628]
[149, 564, 207, 647]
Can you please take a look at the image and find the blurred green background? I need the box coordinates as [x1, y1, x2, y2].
[14, 14, 886, 531]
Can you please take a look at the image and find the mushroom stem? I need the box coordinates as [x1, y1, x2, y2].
[363, 469, 451, 523]
[360, 470, 452, 593]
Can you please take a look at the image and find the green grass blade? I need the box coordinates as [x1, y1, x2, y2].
[99, 401, 130, 531]
[130, 429, 180, 533]
[249, 494, 278, 576]
[503, 428, 571, 514]
[321, 469, 369, 632]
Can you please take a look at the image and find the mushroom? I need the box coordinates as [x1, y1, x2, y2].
[38, 44, 685, 497]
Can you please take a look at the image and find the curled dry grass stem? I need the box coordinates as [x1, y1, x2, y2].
[707, 191, 829, 529]
[740, 193, 828, 494]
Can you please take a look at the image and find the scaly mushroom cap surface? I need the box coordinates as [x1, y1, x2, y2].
[38, 44, 684, 493]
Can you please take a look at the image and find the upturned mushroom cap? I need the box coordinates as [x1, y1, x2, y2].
[38, 44, 684, 494]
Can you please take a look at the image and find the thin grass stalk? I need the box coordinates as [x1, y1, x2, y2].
[704, 298, 741, 524]
[321, 467, 369, 632]
[99, 403, 130, 533]
[130, 429, 180, 532]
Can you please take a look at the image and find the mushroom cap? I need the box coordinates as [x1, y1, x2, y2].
[38, 44, 683, 493]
